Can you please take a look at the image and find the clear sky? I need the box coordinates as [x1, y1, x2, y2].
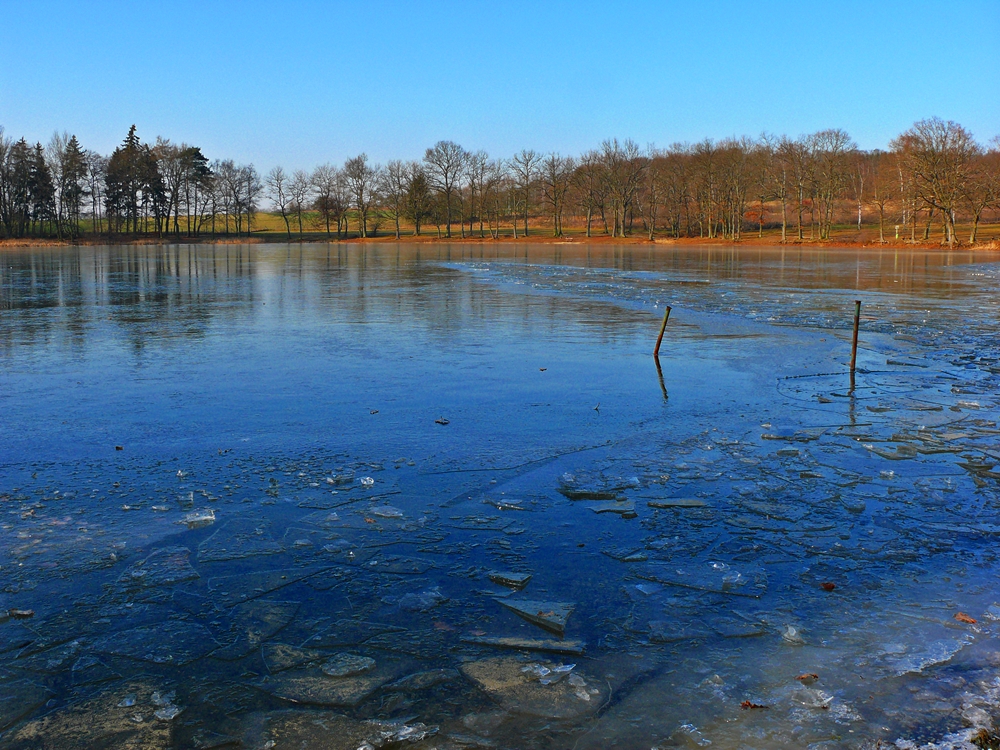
[1, 0, 997, 171]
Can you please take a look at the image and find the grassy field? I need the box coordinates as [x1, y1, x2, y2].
[216, 209, 1000, 248]
[4, 210, 999, 249]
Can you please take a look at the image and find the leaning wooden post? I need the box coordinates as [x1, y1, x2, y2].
[653, 306, 672, 358]
[849, 300, 861, 375]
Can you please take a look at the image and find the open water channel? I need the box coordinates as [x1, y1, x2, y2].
[2, 243, 1000, 749]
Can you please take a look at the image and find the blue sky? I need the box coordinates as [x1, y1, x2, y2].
[1, 0, 996, 170]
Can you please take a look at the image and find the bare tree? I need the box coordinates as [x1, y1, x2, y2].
[83, 150, 107, 235]
[571, 151, 606, 237]
[509, 149, 541, 235]
[782, 137, 812, 240]
[539, 153, 575, 236]
[402, 162, 432, 236]
[481, 159, 510, 239]
[892, 118, 979, 248]
[266, 166, 293, 238]
[311, 163, 341, 237]
[245, 165, 262, 236]
[464, 150, 489, 237]
[717, 137, 753, 240]
[343, 153, 379, 238]
[45, 132, 70, 237]
[381, 160, 408, 239]
[849, 150, 868, 231]
[865, 150, 896, 244]
[290, 169, 312, 235]
[768, 136, 798, 242]
[810, 129, 856, 239]
[657, 144, 693, 238]
[634, 148, 662, 240]
[962, 142, 1000, 243]
[601, 139, 644, 237]
[423, 140, 465, 237]
[750, 136, 776, 238]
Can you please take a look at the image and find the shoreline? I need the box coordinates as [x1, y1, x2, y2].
[1, 232, 997, 252]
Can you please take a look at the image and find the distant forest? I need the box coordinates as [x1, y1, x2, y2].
[0, 118, 997, 246]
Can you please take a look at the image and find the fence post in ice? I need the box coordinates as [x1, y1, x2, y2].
[849, 300, 861, 376]
[653, 306, 672, 358]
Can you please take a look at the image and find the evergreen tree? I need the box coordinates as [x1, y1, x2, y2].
[29, 143, 56, 235]
[60, 135, 88, 237]
[105, 125, 164, 234]
[9, 139, 32, 237]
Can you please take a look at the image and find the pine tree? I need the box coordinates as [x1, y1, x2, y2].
[29, 143, 56, 235]
[105, 125, 164, 234]
[9, 139, 32, 237]
[60, 135, 88, 237]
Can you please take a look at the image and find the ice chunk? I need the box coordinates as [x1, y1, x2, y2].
[212, 599, 300, 660]
[589, 500, 636, 516]
[637, 561, 767, 598]
[153, 705, 181, 721]
[461, 657, 605, 720]
[180, 509, 215, 529]
[362, 719, 439, 747]
[647, 498, 708, 509]
[368, 505, 403, 518]
[262, 643, 324, 674]
[497, 599, 574, 635]
[398, 587, 448, 612]
[488, 571, 532, 589]
[198, 517, 282, 562]
[117, 546, 199, 591]
[92, 621, 220, 666]
[321, 653, 376, 678]
[461, 635, 586, 655]
[256, 670, 392, 707]
[385, 668, 459, 691]
[892, 636, 972, 675]
[782, 625, 805, 645]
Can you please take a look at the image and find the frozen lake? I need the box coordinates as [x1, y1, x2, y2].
[2, 243, 1000, 749]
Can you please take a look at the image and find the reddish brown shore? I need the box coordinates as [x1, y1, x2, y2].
[2, 231, 998, 252]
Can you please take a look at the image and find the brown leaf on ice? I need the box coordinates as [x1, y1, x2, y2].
[954, 612, 977, 624]
[740, 700, 768, 710]
[820, 582, 836, 591]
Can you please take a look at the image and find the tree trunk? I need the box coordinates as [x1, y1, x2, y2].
[780, 196, 787, 243]
[796, 190, 803, 240]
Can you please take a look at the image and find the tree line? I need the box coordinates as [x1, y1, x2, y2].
[1, 118, 997, 247]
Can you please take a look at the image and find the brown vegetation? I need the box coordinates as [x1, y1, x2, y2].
[2, 118, 998, 249]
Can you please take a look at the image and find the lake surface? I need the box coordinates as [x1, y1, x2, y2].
[2, 243, 1000, 749]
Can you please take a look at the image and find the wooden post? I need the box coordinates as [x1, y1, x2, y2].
[849, 300, 861, 375]
[653, 306, 672, 358]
